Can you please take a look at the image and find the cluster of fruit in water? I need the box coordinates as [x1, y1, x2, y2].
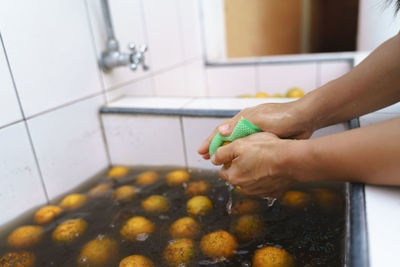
[0, 166, 342, 267]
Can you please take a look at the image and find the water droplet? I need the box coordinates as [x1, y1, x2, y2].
[136, 233, 149, 241]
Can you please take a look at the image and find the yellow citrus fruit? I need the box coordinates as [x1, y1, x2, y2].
[112, 185, 137, 202]
[119, 255, 154, 267]
[163, 238, 195, 267]
[185, 181, 210, 196]
[255, 92, 269, 98]
[120, 216, 155, 241]
[231, 215, 265, 241]
[34, 205, 63, 224]
[187, 196, 213, 216]
[88, 183, 111, 197]
[136, 171, 159, 185]
[286, 87, 304, 98]
[237, 94, 252, 98]
[166, 170, 190, 186]
[107, 166, 129, 179]
[78, 236, 118, 267]
[231, 199, 261, 215]
[0, 251, 36, 267]
[280, 191, 311, 209]
[52, 219, 87, 243]
[272, 93, 284, 98]
[253, 246, 295, 267]
[169, 217, 201, 238]
[142, 195, 170, 213]
[7, 225, 43, 249]
[60, 193, 88, 210]
[200, 230, 238, 259]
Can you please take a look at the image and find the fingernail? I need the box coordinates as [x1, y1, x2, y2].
[211, 155, 216, 164]
[219, 124, 229, 132]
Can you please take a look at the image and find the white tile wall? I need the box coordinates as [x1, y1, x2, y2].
[142, 0, 184, 71]
[86, 0, 150, 90]
[178, 0, 203, 60]
[154, 66, 186, 96]
[206, 65, 257, 96]
[0, 36, 22, 127]
[0, 122, 47, 225]
[106, 96, 193, 109]
[257, 63, 317, 95]
[183, 60, 207, 97]
[0, 0, 103, 117]
[102, 114, 186, 166]
[106, 77, 155, 102]
[27, 96, 108, 200]
[182, 117, 226, 169]
[319, 61, 351, 86]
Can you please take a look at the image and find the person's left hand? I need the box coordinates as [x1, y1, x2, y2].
[210, 132, 299, 197]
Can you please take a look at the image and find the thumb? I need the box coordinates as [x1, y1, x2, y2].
[211, 144, 236, 165]
[218, 120, 236, 136]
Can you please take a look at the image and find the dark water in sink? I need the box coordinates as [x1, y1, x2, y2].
[0, 167, 345, 266]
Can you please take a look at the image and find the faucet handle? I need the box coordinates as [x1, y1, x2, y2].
[129, 43, 149, 71]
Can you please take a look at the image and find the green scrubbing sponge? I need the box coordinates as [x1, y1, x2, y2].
[209, 117, 262, 156]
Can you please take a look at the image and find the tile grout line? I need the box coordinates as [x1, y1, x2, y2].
[0, 33, 50, 203]
[179, 116, 189, 170]
[0, 119, 25, 131]
[82, 0, 108, 104]
[83, 0, 112, 167]
[138, 0, 157, 95]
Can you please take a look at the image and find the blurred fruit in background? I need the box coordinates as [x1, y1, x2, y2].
[169, 217, 201, 239]
[120, 216, 155, 241]
[119, 255, 154, 267]
[163, 238, 195, 267]
[52, 219, 87, 243]
[166, 170, 190, 186]
[200, 230, 238, 259]
[107, 166, 129, 179]
[78, 236, 118, 267]
[185, 181, 210, 196]
[0, 251, 36, 267]
[231, 199, 261, 215]
[231, 215, 265, 241]
[7, 225, 43, 249]
[112, 185, 137, 203]
[280, 190, 311, 210]
[88, 183, 111, 197]
[136, 171, 159, 185]
[187, 196, 213, 216]
[142, 195, 170, 213]
[286, 87, 304, 98]
[60, 193, 88, 210]
[253, 246, 295, 267]
[34, 205, 63, 224]
[255, 92, 269, 98]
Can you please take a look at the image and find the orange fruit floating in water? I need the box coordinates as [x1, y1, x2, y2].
[112, 185, 137, 202]
[136, 171, 159, 185]
[142, 195, 170, 213]
[78, 236, 118, 267]
[60, 193, 88, 210]
[286, 87, 304, 98]
[107, 166, 129, 179]
[280, 190, 311, 210]
[166, 170, 190, 186]
[163, 238, 195, 267]
[169, 217, 201, 239]
[52, 219, 87, 243]
[0, 251, 36, 267]
[185, 180, 210, 196]
[119, 255, 154, 267]
[200, 230, 238, 259]
[186, 195, 213, 216]
[7, 225, 43, 249]
[231, 215, 265, 241]
[252, 246, 295, 267]
[120, 216, 155, 242]
[231, 199, 261, 215]
[34, 205, 63, 224]
[88, 183, 111, 197]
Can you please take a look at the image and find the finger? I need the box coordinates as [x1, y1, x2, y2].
[201, 152, 210, 160]
[218, 165, 230, 181]
[197, 132, 217, 155]
[211, 143, 236, 166]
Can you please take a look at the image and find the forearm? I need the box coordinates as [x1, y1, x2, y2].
[290, 116, 400, 185]
[297, 32, 400, 130]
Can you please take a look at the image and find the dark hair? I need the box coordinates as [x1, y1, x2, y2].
[389, 0, 400, 12]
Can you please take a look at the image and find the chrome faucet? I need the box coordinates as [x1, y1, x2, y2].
[99, 0, 149, 72]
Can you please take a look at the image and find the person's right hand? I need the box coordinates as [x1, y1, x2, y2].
[198, 100, 314, 159]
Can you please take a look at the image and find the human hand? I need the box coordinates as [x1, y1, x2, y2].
[210, 132, 300, 197]
[198, 101, 314, 160]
